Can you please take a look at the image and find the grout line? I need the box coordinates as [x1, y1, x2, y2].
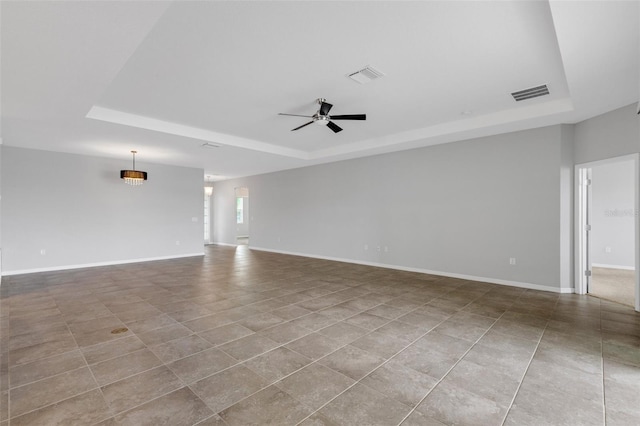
[498, 296, 555, 426]
[599, 298, 607, 426]
[295, 293, 498, 425]
[394, 302, 504, 426]
[179, 293, 463, 421]
[7, 310, 113, 424]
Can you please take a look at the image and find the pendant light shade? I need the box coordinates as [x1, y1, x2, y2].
[121, 150, 147, 185]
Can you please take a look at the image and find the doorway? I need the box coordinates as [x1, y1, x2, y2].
[575, 154, 640, 311]
[235, 187, 249, 245]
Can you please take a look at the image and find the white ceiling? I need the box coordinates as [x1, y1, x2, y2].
[1, 1, 638, 180]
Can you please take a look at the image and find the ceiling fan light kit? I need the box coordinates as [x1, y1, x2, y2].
[279, 98, 366, 133]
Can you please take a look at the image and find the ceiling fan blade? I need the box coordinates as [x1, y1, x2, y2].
[319, 101, 333, 116]
[326, 121, 343, 133]
[279, 113, 314, 118]
[329, 114, 366, 120]
[291, 121, 314, 131]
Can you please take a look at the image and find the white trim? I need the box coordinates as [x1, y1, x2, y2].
[249, 246, 573, 294]
[1, 253, 204, 276]
[591, 263, 636, 271]
[574, 166, 592, 295]
[575, 153, 640, 312]
[87, 106, 309, 160]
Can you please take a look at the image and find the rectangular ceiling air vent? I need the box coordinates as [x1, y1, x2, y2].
[511, 84, 550, 102]
[347, 65, 385, 84]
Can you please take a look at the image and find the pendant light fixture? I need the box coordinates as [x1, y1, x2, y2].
[120, 150, 147, 185]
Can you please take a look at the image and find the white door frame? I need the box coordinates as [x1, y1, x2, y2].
[575, 167, 593, 295]
[574, 153, 640, 311]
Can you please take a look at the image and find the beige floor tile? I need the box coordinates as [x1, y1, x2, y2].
[193, 414, 226, 425]
[396, 311, 444, 330]
[10, 389, 111, 426]
[258, 321, 311, 344]
[219, 385, 312, 425]
[319, 383, 411, 425]
[237, 312, 286, 331]
[90, 348, 162, 386]
[416, 380, 507, 426]
[343, 312, 390, 330]
[360, 360, 437, 407]
[365, 304, 407, 319]
[288, 313, 338, 331]
[400, 409, 447, 425]
[298, 412, 342, 426]
[317, 304, 361, 321]
[81, 335, 146, 365]
[317, 321, 368, 346]
[136, 323, 193, 346]
[10, 366, 97, 417]
[244, 347, 311, 382]
[182, 313, 235, 333]
[351, 331, 410, 359]
[198, 323, 254, 346]
[461, 341, 532, 379]
[276, 363, 354, 411]
[166, 306, 214, 322]
[167, 347, 237, 384]
[509, 379, 604, 426]
[9, 349, 86, 388]
[101, 366, 183, 414]
[318, 345, 385, 380]
[218, 334, 280, 361]
[114, 387, 212, 426]
[9, 324, 71, 351]
[376, 320, 426, 343]
[150, 334, 213, 363]
[190, 365, 269, 412]
[125, 313, 179, 333]
[285, 332, 343, 360]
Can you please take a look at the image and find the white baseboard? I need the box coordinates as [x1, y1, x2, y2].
[1, 253, 204, 276]
[592, 263, 636, 271]
[249, 246, 573, 294]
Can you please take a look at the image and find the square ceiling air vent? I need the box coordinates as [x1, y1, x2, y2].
[511, 84, 550, 102]
[347, 65, 385, 84]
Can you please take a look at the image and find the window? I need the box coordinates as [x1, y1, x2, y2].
[236, 197, 244, 224]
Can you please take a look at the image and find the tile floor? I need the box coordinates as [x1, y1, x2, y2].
[1, 245, 639, 425]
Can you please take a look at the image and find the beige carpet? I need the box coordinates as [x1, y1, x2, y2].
[590, 267, 636, 307]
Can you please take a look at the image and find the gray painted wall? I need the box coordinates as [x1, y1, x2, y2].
[574, 103, 640, 164]
[0, 143, 3, 279]
[1, 147, 204, 273]
[591, 160, 636, 268]
[213, 125, 570, 290]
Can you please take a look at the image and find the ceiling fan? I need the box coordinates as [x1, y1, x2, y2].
[278, 98, 366, 133]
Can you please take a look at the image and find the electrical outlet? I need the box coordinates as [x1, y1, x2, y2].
[176, 241, 180, 246]
[364, 244, 368, 251]
[40, 249, 46, 255]
[605, 247, 612, 253]
[509, 257, 516, 265]
[192, 217, 198, 222]
[377, 246, 381, 252]
[384, 246, 389, 252]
